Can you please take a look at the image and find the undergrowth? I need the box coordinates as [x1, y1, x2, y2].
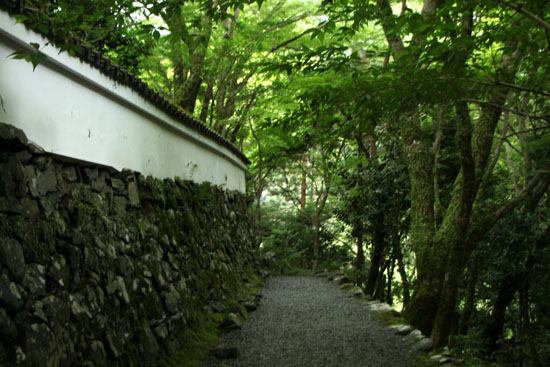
[284, 267, 313, 276]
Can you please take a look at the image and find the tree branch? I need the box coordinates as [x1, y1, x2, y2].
[502, 126, 550, 140]
[146, 69, 171, 100]
[469, 172, 546, 243]
[270, 28, 315, 53]
[486, 116, 509, 182]
[460, 99, 550, 121]
[462, 78, 550, 97]
[496, 0, 550, 32]
[400, 0, 407, 17]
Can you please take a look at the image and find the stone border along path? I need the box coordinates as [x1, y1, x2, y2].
[206, 274, 465, 367]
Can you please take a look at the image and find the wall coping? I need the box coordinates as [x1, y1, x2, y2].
[0, 0, 250, 167]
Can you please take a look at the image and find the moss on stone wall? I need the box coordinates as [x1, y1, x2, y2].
[0, 123, 261, 367]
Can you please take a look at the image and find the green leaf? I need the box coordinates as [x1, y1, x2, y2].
[14, 15, 27, 24]
[8, 50, 26, 60]
[310, 29, 320, 40]
[325, 20, 336, 33]
[309, 25, 329, 43]
[317, 31, 325, 43]
[30, 55, 41, 70]
[71, 44, 83, 56]
[37, 24, 50, 35]
[286, 64, 293, 76]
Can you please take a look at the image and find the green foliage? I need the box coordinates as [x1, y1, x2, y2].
[14, 0, 156, 73]
[8, 47, 46, 70]
[260, 203, 351, 274]
[336, 148, 410, 234]
[451, 202, 550, 366]
[343, 265, 369, 286]
[450, 331, 503, 367]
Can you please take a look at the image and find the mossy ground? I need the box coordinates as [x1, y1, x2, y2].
[375, 310, 409, 327]
[160, 267, 266, 367]
[161, 312, 223, 367]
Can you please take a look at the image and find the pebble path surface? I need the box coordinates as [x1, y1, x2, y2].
[205, 276, 413, 367]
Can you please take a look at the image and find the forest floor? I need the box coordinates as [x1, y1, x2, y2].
[205, 276, 413, 367]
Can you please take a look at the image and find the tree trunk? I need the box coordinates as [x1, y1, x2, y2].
[248, 119, 265, 247]
[356, 231, 365, 278]
[482, 213, 550, 355]
[312, 214, 320, 274]
[431, 45, 523, 347]
[430, 98, 477, 347]
[365, 217, 386, 296]
[430, 246, 464, 347]
[459, 254, 478, 334]
[374, 265, 386, 302]
[301, 155, 307, 210]
[199, 82, 213, 122]
[375, 0, 528, 343]
[393, 237, 410, 307]
[386, 258, 395, 305]
[519, 285, 540, 366]
[311, 150, 334, 274]
[399, 131, 437, 335]
[164, 8, 214, 114]
[482, 273, 519, 354]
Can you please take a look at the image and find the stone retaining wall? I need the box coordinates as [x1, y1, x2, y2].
[0, 123, 259, 366]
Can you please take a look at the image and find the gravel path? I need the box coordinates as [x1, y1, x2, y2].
[205, 276, 413, 367]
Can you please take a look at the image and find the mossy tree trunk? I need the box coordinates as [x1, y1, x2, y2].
[376, 0, 440, 335]
[376, 0, 540, 345]
[429, 42, 527, 346]
[397, 113, 438, 335]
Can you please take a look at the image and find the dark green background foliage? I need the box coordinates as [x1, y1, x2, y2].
[260, 204, 351, 274]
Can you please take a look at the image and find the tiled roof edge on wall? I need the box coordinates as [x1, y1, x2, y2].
[0, 0, 251, 166]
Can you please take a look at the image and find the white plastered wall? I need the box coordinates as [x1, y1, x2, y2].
[0, 10, 247, 192]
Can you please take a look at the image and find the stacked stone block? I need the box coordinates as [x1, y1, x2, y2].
[0, 123, 258, 366]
